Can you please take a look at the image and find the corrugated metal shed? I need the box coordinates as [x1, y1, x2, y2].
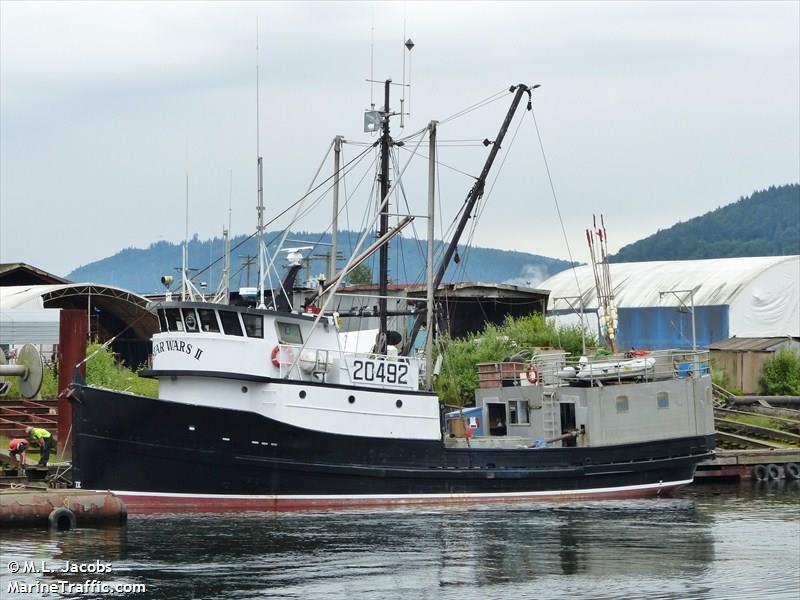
[708, 337, 800, 393]
[0, 263, 69, 286]
[709, 337, 800, 352]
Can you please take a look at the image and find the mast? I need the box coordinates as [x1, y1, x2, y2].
[377, 79, 392, 353]
[330, 135, 343, 281]
[182, 173, 189, 301]
[424, 120, 437, 389]
[404, 83, 533, 354]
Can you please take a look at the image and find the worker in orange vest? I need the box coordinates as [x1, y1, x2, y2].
[9, 438, 29, 469]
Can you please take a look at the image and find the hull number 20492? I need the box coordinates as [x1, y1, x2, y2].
[349, 358, 412, 389]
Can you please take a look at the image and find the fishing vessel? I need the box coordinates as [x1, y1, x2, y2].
[69, 83, 715, 511]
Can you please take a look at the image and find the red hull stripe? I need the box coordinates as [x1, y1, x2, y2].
[106, 479, 693, 513]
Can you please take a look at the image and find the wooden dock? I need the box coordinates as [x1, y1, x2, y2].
[695, 448, 800, 480]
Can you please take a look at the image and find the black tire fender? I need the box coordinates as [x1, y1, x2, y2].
[766, 463, 782, 481]
[48, 507, 77, 531]
[752, 464, 769, 481]
[783, 462, 800, 481]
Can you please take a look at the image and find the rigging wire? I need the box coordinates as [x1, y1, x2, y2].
[193, 87, 512, 294]
[184, 143, 375, 290]
[528, 107, 584, 298]
[396, 144, 478, 180]
[390, 144, 428, 278]
[437, 88, 511, 126]
[266, 139, 335, 276]
[451, 106, 527, 284]
[283, 130, 429, 376]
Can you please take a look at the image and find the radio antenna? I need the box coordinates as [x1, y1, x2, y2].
[400, 8, 414, 129]
[255, 17, 266, 309]
[182, 140, 190, 301]
[370, 9, 375, 110]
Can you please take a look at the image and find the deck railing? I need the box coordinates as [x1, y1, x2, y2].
[530, 348, 711, 387]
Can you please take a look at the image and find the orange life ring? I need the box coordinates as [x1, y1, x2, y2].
[271, 345, 295, 369]
[526, 364, 540, 385]
[271, 345, 282, 368]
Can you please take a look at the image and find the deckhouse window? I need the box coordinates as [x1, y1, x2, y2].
[508, 400, 530, 425]
[164, 308, 184, 332]
[182, 309, 199, 332]
[616, 395, 629, 413]
[277, 322, 303, 344]
[219, 311, 244, 336]
[657, 392, 669, 409]
[198, 309, 220, 332]
[242, 314, 264, 338]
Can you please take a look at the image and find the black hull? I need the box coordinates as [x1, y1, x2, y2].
[70, 385, 714, 510]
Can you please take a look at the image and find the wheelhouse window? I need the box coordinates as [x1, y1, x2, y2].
[616, 395, 629, 413]
[157, 309, 168, 332]
[219, 311, 244, 336]
[657, 392, 669, 409]
[276, 321, 303, 344]
[198, 309, 220, 333]
[182, 308, 199, 332]
[164, 308, 184, 332]
[242, 314, 264, 338]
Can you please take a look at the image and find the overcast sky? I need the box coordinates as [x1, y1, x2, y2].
[1, 1, 798, 278]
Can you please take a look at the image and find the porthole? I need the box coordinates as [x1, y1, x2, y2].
[396, 399, 403, 408]
[348, 395, 356, 404]
[241, 386, 248, 394]
[299, 390, 307, 399]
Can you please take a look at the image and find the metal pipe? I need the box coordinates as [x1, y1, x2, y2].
[0, 365, 26, 377]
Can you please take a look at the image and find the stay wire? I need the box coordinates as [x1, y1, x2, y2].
[451, 105, 526, 284]
[396, 144, 478, 181]
[528, 107, 583, 299]
[184, 143, 375, 289]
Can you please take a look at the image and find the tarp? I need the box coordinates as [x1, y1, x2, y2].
[542, 255, 799, 339]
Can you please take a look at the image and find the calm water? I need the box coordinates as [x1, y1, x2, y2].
[2, 481, 798, 599]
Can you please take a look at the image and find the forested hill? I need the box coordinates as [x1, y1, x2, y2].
[66, 231, 575, 294]
[610, 184, 800, 263]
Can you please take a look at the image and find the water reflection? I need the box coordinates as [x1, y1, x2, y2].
[1, 483, 798, 600]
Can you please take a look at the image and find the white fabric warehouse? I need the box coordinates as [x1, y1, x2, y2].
[540, 255, 799, 338]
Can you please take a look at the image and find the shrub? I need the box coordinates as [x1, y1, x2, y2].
[760, 349, 800, 396]
[434, 313, 596, 406]
[84, 342, 158, 398]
